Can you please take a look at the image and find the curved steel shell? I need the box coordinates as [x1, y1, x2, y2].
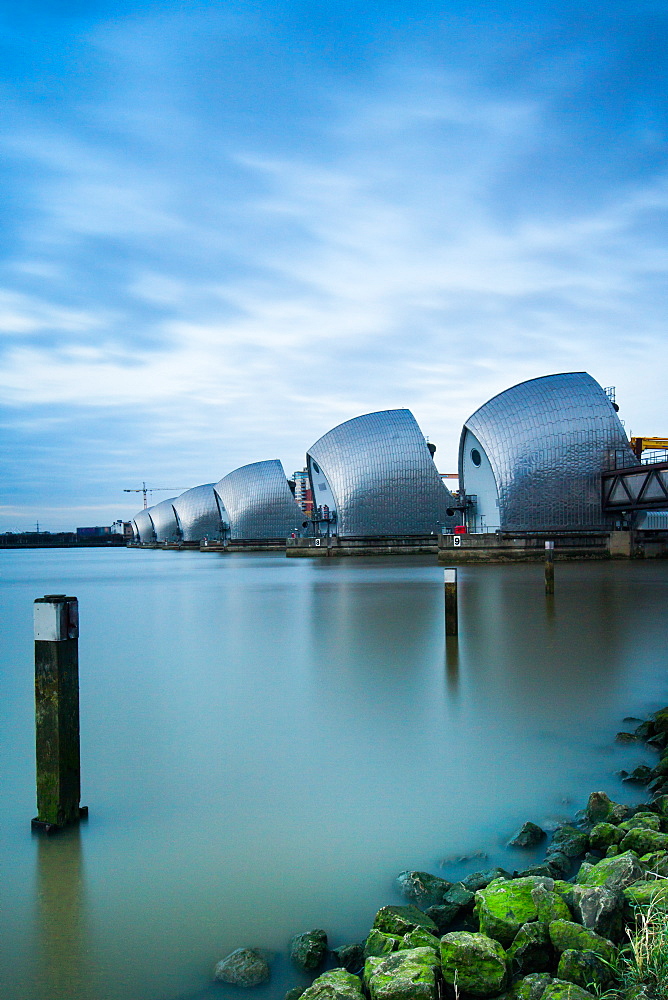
[148, 497, 181, 542]
[172, 484, 225, 542]
[215, 460, 303, 539]
[307, 408, 459, 536]
[459, 372, 635, 531]
[133, 508, 156, 543]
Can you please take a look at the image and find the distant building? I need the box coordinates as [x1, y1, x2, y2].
[76, 526, 112, 537]
[292, 469, 314, 517]
[306, 408, 459, 537]
[459, 371, 636, 532]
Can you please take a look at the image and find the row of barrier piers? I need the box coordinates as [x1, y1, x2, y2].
[128, 529, 668, 560]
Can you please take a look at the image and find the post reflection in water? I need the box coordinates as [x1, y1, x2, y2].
[445, 636, 459, 693]
[34, 826, 92, 1000]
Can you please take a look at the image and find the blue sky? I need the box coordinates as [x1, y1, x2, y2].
[1, 1, 667, 530]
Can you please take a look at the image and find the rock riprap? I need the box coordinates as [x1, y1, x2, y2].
[372, 905, 438, 937]
[475, 877, 550, 946]
[213, 948, 270, 986]
[395, 871, 451, 907]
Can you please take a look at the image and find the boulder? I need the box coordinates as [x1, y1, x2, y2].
[504, 973, 553, 1000]
[575, 851, 644, 891]
[653, 706, 668, 735]
[570, 885, 623, 941]
[506, 920, 552, 975]
[291, 930, 328, 970]
[587, 823, 622, 851]
[621, 765, 653, 785]
[300, 970, 364, 1000]
[462, 868, 511, 891]
[556, 949, 616, 992]
[549, 826, 588, 859]
[619, 828, 668, 856]
[364, 947, 439, 1000]
[623, 879, 668, 912]
[372, 905, 438, 937]
[443, 881, 475, 909]
[531, 886, 572, 924]
[638, 850, 668, 876]
[400, 928, 440, 954]
[213, 948, 270, 987]
[516, 863, 558, 879]
[424, 903, 461, 933]
[285, 988, 307, 1000]
[618, 813, 661, 833]
[333, 944, 364, 973]
[615, 731, 638, 743]
[440, 931, 508, 997]
[475, 877, 549, 946]
[541, 978, 597, 999]
[547, 920, 616, 964]
[653, 794, 668, 819]
[585, 792, 628, 826]
[364, 931, 401, 959]
[543, 853, 572, 878]
[396, 871, 451, 907]
[509, 822, 547, 848]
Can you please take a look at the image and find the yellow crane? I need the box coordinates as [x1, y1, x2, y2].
[630, 438, 668, 461]
[124, 482, 187, 509]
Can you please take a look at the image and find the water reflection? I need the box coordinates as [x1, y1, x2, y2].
[33, 826, 92, 1000]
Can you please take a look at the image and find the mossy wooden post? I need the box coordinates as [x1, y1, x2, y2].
[545, 541, 555, 595]
[444, 568, 458, 636]
[32, 595, 86, 833]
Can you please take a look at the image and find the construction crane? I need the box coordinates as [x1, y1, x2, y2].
[630, 438, 668, 461]
[124, 482, 188, 509]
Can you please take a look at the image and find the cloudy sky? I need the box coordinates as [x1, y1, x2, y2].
[1, 1, 667, 530]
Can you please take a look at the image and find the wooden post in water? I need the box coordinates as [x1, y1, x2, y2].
[544, 541, 554, 596]
[444, 568, 458, 636]
[32, 595, 87, 833]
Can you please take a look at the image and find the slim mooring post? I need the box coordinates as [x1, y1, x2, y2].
[32, 595, 87, 833]
[545, 541, 555, 596]
[444, 568, 458, 636]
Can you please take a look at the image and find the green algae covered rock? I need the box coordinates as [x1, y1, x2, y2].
[619, 827, 668, 856]
[364, 947, 439, 1000]
[504, 973, 553, 1000]
[424, 903, 461, 934]
[549, 826, 588, 859]
[444, 881, 476, 909]
[213, 948, 270, 986]
[556, 949, 616, 992]
[372, 905, 437, 937]
[291, 930, 328, 970]
[623, 878, 668, 911]
[587, 822, 622, 850]
[364, 930, 401, 959]
[653, 793, 668, 818]
[400, 928, 440, 954]
[300, 969, 365, 1000]
[618, 812, 661, 833]
[585, 792, 628, 826]
[333, 944, 364, 973]
[396, 871, 451, 907]
[509, 822, 546, 848]
[541, 980, 596, 1000]
[462, 868, 511, 891]
[506, 920, 552, 975]
[638, 850, 668, 876]
[440, 931, 508, 997]
[547, 920, 616, 964]
[285, 988, 307, 1000]
[575, 851, 644, 890]
[532, 885, 572, 924]
[475, 877, 548, 946]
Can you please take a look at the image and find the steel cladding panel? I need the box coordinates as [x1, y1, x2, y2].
[134, 508, 156, 543]
[172, 484, 223, 541]
[460, 372, 635, 530]
[215, 460, 302, 539]
[148, 498, 181, 542]
[307, 409, 459, 536]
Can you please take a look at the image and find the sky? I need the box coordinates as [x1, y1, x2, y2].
[1, 1, 667, 531]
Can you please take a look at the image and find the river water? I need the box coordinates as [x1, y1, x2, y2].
[1, 549, 667, 1000]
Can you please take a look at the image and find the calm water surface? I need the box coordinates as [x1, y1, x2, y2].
[1, 549, 667, 1000]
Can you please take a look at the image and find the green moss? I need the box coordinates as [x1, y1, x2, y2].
[547, 920, 616, 964]
[300, 969, 364, 1000]
[364, 930, 402, 959]
[364, 947, 439, 1000]
[440, 931, 508, 997]
[372, 906, 438, 936]
[475, 877, 544, 946]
